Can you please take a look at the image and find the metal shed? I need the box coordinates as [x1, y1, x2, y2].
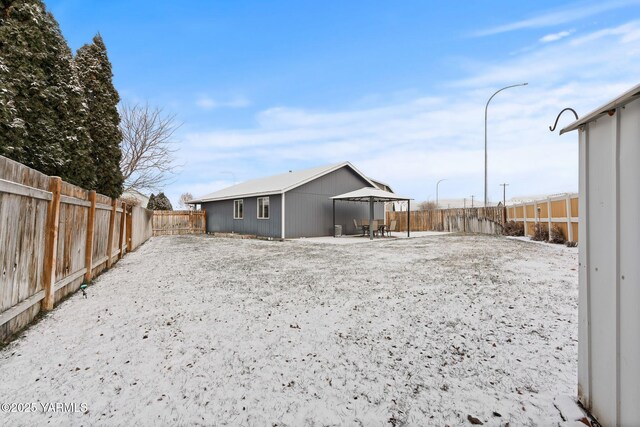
[561, 83, 640, 426]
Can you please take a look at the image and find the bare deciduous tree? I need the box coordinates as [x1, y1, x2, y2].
[119, 103, 181, 193]
[418, 201, 438, 211]
[178, 192, 193, 210]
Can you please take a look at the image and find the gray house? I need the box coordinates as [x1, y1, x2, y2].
[189, 162, 388, 239]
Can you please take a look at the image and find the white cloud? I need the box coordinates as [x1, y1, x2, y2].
[539, 30, 574, 43]
[196, 95, 250, 110]
[174, 19, 640, 204]
[456, 21, 640, 89]
[473, 0, 640, 37]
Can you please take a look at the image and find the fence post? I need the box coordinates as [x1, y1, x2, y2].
[118, 202, 126, 259]
[464, 208, 467, 233]
[84, 190, 97, 282]
[566, 196, 574, 242]
[202, 209, 206, 233]
[523, 203, 528, 237]
[42, 177, 62, 311]
[126, 208, 133, 251]
[106, 198, 117, 268]
[547, 197, 552, 242]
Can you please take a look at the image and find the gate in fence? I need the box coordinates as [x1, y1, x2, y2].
[152, 210, 206, 236]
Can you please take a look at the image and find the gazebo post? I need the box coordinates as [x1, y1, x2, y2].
[369, 196, 374, 240]
[407, 199, 410, 237]
[332, 199, 336, 237]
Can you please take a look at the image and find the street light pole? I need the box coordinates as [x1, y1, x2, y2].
[484, 83, 527, 207]
[436, 179, 447, 209]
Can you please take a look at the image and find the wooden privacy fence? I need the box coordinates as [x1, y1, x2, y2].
[0, 155, 153, 342]
[506, 193, 579, 243]
[386, 207, 504, 235]
[152, 210, 206, 236]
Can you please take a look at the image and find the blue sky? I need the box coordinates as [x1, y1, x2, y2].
[47, 0, 640, 206]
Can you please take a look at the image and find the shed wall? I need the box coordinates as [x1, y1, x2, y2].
[285, 166, 383, 238]
[202, 194, 282, 238]
[577, 96, 640, 426]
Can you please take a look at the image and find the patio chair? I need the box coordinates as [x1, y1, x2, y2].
[370, 220, 379, 237]
[361, 218, 370, 236]
[386, 220, 397, 237]
[353, 219, 364, 236]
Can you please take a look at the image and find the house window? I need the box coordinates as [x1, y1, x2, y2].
[233, 199, 243, 219]
[257, 197, 269, 219]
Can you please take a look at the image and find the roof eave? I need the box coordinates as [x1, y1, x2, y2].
[560, 83, 640, 134]
[190, 161, 380, 203]
[190, 190, 285, 204]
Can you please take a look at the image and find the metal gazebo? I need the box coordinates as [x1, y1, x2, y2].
[331, 187, 413, 240]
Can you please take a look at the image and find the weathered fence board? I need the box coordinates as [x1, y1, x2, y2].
[0, 155, 153, 342]
[387, 207, 504, 235]
[152, 210, 206, 236]
[131, 205, 153, 249]
[0, 156, 51, 341]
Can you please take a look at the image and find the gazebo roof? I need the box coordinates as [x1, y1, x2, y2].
[331, 187, 412, 202]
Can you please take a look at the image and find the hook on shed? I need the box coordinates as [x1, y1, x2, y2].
[549, 108, 579, 132]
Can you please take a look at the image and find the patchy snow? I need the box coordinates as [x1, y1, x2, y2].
[554, 396, 591, 426]
[506, 236, 579, 250]
[295, 231, 450, 245]
[0, 234, 578, 426]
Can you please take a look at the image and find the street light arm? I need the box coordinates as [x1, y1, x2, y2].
[484, 83, 529, 118]
[484, 82, 527, 207]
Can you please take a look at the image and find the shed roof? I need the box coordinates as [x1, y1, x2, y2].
[331, 187, 412, 202]
[561, 83, 640, 134]
[190, 161, 377, 203]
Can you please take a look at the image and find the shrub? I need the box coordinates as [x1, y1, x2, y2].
[531, 222, 549, 242]
[549, 224, 566, 244]
[566, 241, 578, 247]
[503, 221, 524, 236]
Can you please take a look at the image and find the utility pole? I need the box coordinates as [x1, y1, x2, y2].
[500, 183, 509, 223]
[471, 195, 475, 208]
[500, 183, 509, 206]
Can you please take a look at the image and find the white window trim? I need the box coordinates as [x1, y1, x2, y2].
[257, 196, 270, 219]
[233, 199, 243, 219]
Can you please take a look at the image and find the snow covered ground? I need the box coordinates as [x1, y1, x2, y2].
[0, 234, 579, 426]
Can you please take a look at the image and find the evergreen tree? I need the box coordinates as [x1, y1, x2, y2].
[75, 34, 124, 198]
[0, 0, 95, 187]
[152, 192, 172, 211]
[146, 193, 156, 209]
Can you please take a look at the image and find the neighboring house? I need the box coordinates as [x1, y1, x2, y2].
[369, 178, 393, 193]
[368, 178, 395, 212]
[121, 189, 150, 207]
[189, 162, 388, 239]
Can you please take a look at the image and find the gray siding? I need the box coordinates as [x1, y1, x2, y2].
[202, 194, 282, 238]
[285, 166, 384, 238]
